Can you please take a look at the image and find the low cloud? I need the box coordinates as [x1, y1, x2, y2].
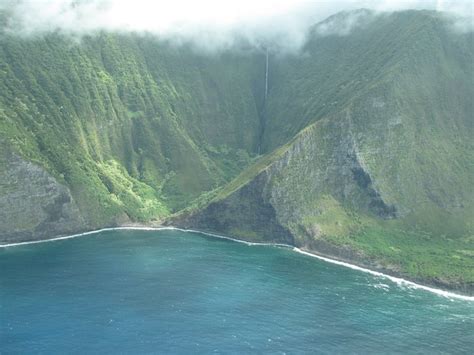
[0, 0, 472, 52]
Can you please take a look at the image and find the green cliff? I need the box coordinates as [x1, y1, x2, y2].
[0, 32, 265, 233]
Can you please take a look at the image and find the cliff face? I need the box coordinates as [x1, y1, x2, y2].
[0, 142, 88, 242]
[177, 172, 294, 244]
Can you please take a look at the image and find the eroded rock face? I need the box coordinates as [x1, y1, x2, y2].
[0, 149, 85, 243]
[263, 111, 399, 230]
[174, 173, 294, 244]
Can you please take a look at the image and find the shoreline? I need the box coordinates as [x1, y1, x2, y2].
[1, 226, 473, 302]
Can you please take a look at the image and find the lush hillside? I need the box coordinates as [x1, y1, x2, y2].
[0, 10, 473, 293]
[0, 31, 266, 237]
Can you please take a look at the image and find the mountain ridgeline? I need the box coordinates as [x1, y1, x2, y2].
[0, 10, 473, 293]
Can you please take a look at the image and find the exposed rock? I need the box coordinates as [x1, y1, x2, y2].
[0, 147, 86, 243]
[174, 173, 294, 244]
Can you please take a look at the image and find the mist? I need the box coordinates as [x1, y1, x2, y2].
[0, 0, 472, 52]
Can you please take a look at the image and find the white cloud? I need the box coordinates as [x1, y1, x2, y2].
[1, 0, 472, 52]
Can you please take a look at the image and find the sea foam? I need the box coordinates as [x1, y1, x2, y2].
[1, 226, 473, 301]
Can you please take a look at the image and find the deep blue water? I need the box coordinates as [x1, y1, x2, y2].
[1, 230, 473, 354]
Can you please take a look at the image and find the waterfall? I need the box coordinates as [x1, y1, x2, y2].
[264, 47, 269, 102]
[257, 47, 269, 154]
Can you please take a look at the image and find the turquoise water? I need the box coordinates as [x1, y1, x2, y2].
[1, 230, 473, 354]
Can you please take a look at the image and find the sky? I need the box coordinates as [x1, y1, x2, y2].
[0, 0, 472, 52]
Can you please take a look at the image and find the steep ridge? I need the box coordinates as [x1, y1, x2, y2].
[176, 108, 473, 293]
[262, 10, 473, 152]
[175, 11, 474, 293]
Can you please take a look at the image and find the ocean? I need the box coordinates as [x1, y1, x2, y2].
[1, 229, 473, 353]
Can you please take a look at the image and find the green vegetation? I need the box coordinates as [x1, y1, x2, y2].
[0, 10, 472, 291]
[0, 32, 265, 225]
[297, 197, 473, 285]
